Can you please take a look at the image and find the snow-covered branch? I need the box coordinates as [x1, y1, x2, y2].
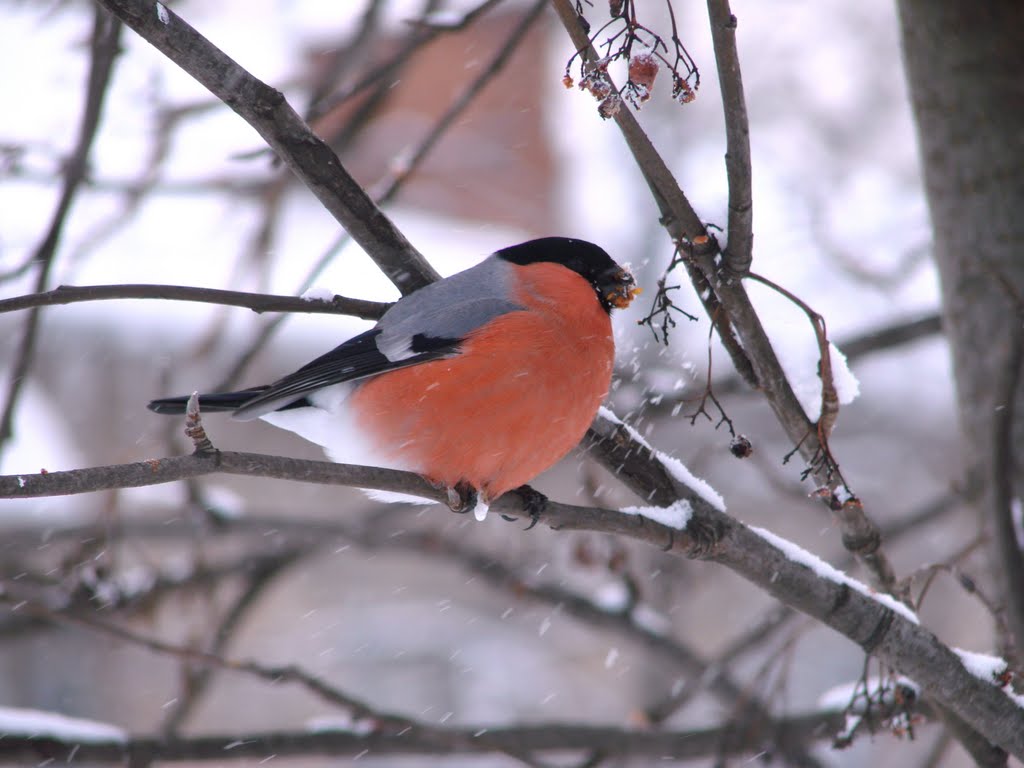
[550, 0, 898, 592]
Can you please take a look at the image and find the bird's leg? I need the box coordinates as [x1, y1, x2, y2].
[500, 485, 548, 529]
[445, 480, 478, 513]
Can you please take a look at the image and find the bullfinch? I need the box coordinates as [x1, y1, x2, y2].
[148, 237, 639, 512]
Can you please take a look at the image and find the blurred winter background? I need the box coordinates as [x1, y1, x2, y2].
[0, 0, 989, 765]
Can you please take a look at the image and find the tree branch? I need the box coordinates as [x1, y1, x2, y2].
[0, 586, 934, 768]
[2, 452, 1023, 757]
[158, 549, 303, 735]
[990, 301, 1024, 666]
[638, 311, 944, 412]
[0, 284, 388, 321]
[0, 706, 923, 765]
[8, 3, 1020, 759]
[307, 0, 506, 121]
[706, 0, 753, 276]
[211, 0, 547, 390]
[551, 0, 897, 591]
[382, 530, 824, 765]
[838, 311, 943, 361]
[0, 9, 122, 461]
[91, 0, 439, 294]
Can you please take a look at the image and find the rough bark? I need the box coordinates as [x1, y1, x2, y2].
[897, 0, 1024, 657]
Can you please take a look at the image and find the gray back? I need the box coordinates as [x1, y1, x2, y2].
[376, 255, 523, 360]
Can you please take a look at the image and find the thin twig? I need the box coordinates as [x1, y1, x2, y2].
[0, 547, 309, 640]
[345, 525, 818, 766]
[302, 0, 387, 120]
[988, 274, 1024, 670]
[0, 592, 830, 766]
[159, 549, 304, 735]
[213, 0, 547, 389]
[0, 251, 41, 284]
[747, 271, 840, 444]
[0, 707, 926, 765]
[0, 283, 388, 321]
[0, 584, 940, 763]
[307, 0, 506, 121]
[839, 312, 943, 360]
[4, 448, 1024, 756]
[1, 595, 437, 736]
[0, 9, 122, 461]
[307, 0, 448, 162]
[372, 0, 547, 199]
[706, 0, 753, 276]
[65, 100, 225, 271]
[551, 0, 903, 591]
[636, 311, 944, 407]
[554, 0, 760, 394]
[92, 0, 439, 294]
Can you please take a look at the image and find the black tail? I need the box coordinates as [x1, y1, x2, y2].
[147, 388, 271, 415]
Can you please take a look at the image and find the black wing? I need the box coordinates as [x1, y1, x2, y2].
[232, 329, 458, 420]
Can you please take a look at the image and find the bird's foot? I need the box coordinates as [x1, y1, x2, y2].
[500, 485, 548, 529]
[445, 481, 478, 513]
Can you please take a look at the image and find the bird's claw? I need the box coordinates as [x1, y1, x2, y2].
[510, 485, 548, 530]
[445, 481, 478, 513]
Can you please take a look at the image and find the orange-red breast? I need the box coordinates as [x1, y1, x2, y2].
[149, 237, 639, 507]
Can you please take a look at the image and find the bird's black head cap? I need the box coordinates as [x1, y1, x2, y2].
[496, 237, 639, 313]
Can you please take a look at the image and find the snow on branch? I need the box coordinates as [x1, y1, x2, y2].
[550, 0, 900, 595]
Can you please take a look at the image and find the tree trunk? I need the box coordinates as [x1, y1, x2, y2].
[897, 0, 1024, 662]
